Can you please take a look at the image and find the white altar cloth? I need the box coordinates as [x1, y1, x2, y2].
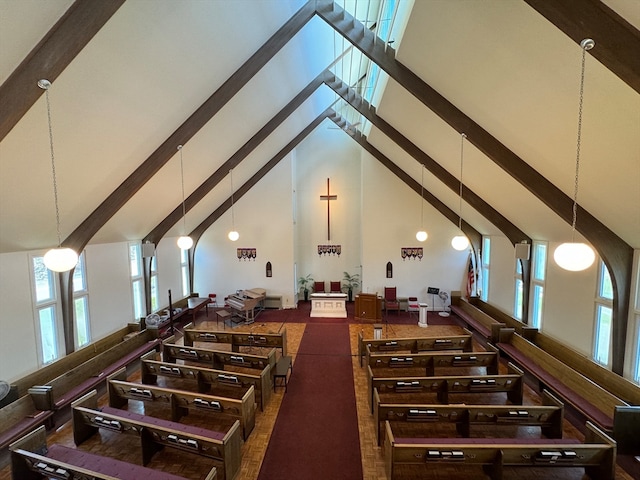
[309, 293, 348, 318]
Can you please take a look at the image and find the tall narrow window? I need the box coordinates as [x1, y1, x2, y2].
[480, 237, 490, 301]
[634, 317, 640, 384]
[181, 248, 189, 297]
[31, 255, 61, 364]
[593, 261, 613, 367]
[530, 242, 547, 329]
[129, 243, 145, 320]
[72, 252, 90, 348]
[514, 260, 523, 320]
[150, 257, 159, 312]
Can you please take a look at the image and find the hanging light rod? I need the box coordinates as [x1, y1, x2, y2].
[228, 168, 239, 241]
[553, 38, 596, 272]
[451, 133, 470, 251]
[38, 79, 79, 272]
[176, 145, 193, 250]
[416, 164, 428, 242]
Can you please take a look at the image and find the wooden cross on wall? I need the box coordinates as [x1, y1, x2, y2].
[320, 178, 337, 240]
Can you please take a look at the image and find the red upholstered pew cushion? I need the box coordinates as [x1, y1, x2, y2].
[101, 405, 226, 441]
[394, 437, 581, 445]
[46, 444, 188, 480]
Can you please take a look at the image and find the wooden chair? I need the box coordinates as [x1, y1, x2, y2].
[314, 281, 325, 293]
[384, 287, 399, 314]
[330, 281, 342, 293]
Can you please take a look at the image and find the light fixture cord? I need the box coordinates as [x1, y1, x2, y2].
[571, 44, 588, 241]
[458, 133, 467, 231]
[420, 165, 424, 229]
[44, 87, 63, 248]
[178, 145, 187, 235]
[229, 169, 235, 228]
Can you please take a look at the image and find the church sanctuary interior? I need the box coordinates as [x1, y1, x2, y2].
[1, 0, 639, 479]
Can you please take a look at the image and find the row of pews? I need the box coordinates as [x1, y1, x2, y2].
[9, 324, 288, 480]
[360, 330, 618, 480]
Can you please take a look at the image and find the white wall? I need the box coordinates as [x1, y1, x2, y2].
[193, 156, 296, 308]
[0, 252, 39, 381]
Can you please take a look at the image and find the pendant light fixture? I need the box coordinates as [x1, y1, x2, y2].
[451, 133, 470, 251]
[553, 39, 596, 272]
[38, 79, 79, 272]
[228, 169, 239, 241]
[176, 145, 193, 250]
[415, 164, 428, 242]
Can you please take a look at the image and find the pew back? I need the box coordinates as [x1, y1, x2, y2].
[183, 326, 287, 356]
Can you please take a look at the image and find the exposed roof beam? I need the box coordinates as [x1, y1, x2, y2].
[316, 0, 631, 374]
[524, 0, 640, 94]
[62, 0, 317, 254]
[324, 72, 531, 247]
[0, 0, 125, 140]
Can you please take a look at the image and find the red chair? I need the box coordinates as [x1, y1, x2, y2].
[207, 293, 218, 312]
[314, 281, 325, 293]
[384, 287, 399, 314]
[330, 281, 342, 293]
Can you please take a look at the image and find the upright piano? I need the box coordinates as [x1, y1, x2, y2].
[226, 288, 266, 324]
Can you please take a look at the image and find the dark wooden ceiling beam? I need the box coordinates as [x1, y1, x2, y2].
[325, 72, 531, 247]
[524, 0, 640, 94]
[62, 0, 317, 254]
[316, 0, 631, 374]
[145, 72, 331, 245]
[0, 0, 125, 141]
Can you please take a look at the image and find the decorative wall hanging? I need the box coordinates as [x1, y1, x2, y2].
[401, 247, 423, 261]
[318, 244, 341, 257]
[386, 261, 393, 278]
[237, 248, 256, 261]
[266, 261, 272, 277]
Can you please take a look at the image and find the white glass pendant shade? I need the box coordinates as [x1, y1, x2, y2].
[416, 230, 428, 242]
[228, 230, 239, 241]
[44, 247, 79, 272]
[553, 242, 595, 271]
[177, 235, 193, 250]
[451, 235, 470, 251]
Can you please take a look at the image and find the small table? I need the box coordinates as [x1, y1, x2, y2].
[215, 309, 231, 329]
[273, 356, 292, 392]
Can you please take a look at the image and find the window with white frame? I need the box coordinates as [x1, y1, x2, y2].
[530, 242, 547, 329]
[31, 255, 62, 364]
[514, 260, 523, 320]
[593, 261, 613, 367]
[129, 243, 145, 320]
[181, 248, 189, 297]
[72, 252, 90, 348]
[480, 237, 490, 302]
[633, 265, 640, 384]
[150, 256, 159, 312]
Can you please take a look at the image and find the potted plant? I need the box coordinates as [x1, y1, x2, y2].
[342, 271, 360, 302]
[298, 274, 314, 301]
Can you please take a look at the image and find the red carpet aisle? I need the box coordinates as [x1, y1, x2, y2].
[257, 323, 363, 480]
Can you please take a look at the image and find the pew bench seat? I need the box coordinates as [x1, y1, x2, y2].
[392, 437, 581, 445]
[0, 409, 53, 450]
[497, 341, 614, 432]
[101, 406, 227, 441]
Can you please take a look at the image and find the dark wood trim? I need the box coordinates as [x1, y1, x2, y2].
[63, 0, 317, 255]
[144, 72, 330, 245]
[524, 0, 640, 94]
[316, 0, 630, 373]
[0, 0, 125, 140]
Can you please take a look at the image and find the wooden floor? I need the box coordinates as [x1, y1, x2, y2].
[0, 315, 636, 480]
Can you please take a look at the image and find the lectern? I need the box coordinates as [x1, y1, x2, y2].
[355, 293, 383, 321]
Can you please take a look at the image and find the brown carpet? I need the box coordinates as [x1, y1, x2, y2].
[257, 323, 362, 480]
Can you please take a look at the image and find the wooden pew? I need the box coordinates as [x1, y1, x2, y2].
[72, 390, 240, 480]
[162, 340, 277, 374]
[449, 296, 506, 342]
[496, 328, 628, 434]
[369, 363, 524, 412]
[373, 388, 564, 445]
[9, 425, 218, 480]
[183, 325, 288, 356]
[141, 351, 272, 411]
[366, 343, 500, 376]
[0, 394, 53, 451]
[358, 329, 474, 367]
[383, 420, 616, 480]
[27, 333, 161, 414]
[107, 367, 255, 441]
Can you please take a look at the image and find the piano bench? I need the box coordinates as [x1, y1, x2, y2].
[216, 309, 231, 328]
